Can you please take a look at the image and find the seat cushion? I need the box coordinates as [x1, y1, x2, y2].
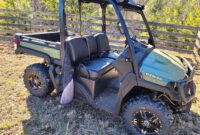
[94, 33, 119, 60]
[94, 33, 110, 54]
[67, 36, 89, 65]
[76, 58, 114, 79]
[83, 35, 98, 58]
[101, 52, 119, 60]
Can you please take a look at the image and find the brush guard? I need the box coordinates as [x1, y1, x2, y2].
[177, 58, 196, 105]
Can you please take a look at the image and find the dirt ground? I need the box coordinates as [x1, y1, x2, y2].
[0, 43, 200, 135]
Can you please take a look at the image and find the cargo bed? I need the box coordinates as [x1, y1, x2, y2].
[14, 32, 73, 65]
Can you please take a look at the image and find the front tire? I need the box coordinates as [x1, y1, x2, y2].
[24, 63, 54, 97]
[122, 96, 174, 135]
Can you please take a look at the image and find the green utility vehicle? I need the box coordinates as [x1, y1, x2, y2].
[14, 0, 197, 134]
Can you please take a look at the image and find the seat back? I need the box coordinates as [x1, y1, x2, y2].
[66, 37, 89, 65]
[83, 35, 98, 58]
[94, 33, 110, 55]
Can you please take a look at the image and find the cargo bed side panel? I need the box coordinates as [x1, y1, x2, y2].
[20, 41, 60, 59]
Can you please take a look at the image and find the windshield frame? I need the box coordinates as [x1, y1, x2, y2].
[120, 7, 155, 47]
[140, 10, 155, 47]
[108, 0, 141, 78]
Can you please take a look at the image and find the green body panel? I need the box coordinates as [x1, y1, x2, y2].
[20, 42, 60, 59]
[140, 49, 187, 86]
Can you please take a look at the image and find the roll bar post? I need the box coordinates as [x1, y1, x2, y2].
[59, 0, 66, 63]
[101, 3, 107, 33]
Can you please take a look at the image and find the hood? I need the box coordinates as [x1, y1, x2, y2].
[140, 49, 187, 86]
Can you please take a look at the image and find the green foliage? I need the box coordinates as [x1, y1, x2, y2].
[1, 0, 198, 27]
[146, 0, 200, 27]
[1, 0, 31, 10]
[144, 0, 200, 44]
[41, 0, 58, 12]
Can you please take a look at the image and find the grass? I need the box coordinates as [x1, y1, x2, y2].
[0, 121, 16, 131]
[0, 43, 199, 135]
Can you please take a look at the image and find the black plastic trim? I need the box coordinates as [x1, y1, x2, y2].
[137, 78, 180, 102]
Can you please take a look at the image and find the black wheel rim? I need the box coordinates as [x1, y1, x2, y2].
[132, 111, 162, 135]
[28, 73, 42, 89]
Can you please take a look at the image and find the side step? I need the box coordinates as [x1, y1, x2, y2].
[94, 88, 119, 114]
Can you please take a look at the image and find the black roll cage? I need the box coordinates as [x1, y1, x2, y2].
[59, 0, 155, 81]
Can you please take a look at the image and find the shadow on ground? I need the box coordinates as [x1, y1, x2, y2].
[22, 95, 200, 135]
[22, 96, 126, 135]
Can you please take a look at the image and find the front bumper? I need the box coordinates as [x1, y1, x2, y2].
[176, 57, 196, 105]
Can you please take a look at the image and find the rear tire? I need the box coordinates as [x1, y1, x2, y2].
[122, 96, 174, 135]
[24, 63, 54, 97]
